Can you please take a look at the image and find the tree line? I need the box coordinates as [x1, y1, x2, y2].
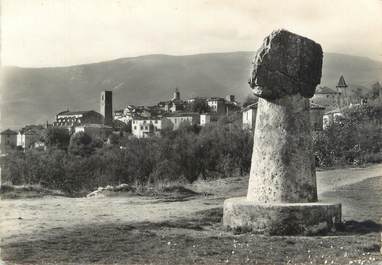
[1, 114, 252, 193]
[2, 105, 381, 194]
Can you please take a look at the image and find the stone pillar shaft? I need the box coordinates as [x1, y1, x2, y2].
[247, 95, 317, 203]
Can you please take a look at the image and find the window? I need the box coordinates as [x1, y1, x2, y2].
[134, 126, 137, 130]
[145, 126, 148, 130]
[140, 126, 143, 130]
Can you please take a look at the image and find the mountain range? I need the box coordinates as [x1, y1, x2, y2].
[1, 52, 381, 129]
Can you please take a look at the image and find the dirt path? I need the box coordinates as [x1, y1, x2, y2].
[0, 164, 381, 265]
[316, 163, 382, 194]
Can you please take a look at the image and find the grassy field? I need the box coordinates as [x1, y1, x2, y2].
[1, 164, 382, 265]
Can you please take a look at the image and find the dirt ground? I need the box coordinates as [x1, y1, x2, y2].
[1, 164, 382, 265]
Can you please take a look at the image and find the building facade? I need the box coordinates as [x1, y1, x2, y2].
[310, 103, 325, 131]
[163, 113, 200, 130]
[17, 125, 44, 149]
[131, 117, 162, 138]
[0, 129, 17, 154]
[207, 97, 226, 115]
[310, 86, 340, 109]
[74, 124, 113, 140]
[100, 90, 113, 126]
[242, 102, 258, 130]
[54, 110, 103, 128]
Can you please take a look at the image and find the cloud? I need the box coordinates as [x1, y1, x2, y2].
[1, 0, 381, 67]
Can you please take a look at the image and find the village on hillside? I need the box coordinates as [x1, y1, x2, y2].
[1, 75, 382, 154]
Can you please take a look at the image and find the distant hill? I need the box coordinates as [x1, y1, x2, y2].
[1, 52, 381, 129]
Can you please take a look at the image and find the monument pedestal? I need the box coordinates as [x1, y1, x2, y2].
[223, 197, 341, 235]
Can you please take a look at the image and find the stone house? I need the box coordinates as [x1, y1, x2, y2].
[131, 117, 162, 138]
[114, 105, 138, 124]
[242, 102, 325, 131]
[310, 103, 325, 131]
[200, 113, 219, 126]
[163, 113, 200, 130]
[17, 125, 44, 149]
[54, 110, 103, 128]
[207, 97, 226, 115]
[310, 86, 340, 109]
[323, 108, 346, 129]
[0, 129, 17, 154]
[74, 124, 113, 140]
[242, 102, 258, 130]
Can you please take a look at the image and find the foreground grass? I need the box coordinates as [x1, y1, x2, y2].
[1, 165, 382, 265]
[2, 208, 381, 265]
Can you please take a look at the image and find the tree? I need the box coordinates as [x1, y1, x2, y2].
[44, 127, 70, 150]
[187, 98, 210, 113]
[68, 132, 97, 156]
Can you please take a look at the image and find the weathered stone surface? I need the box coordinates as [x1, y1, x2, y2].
[224, 197, 341, 235]
[249, 29, 323, 99]
[247, 94, 317, 203]
[223, 29, 341, 235]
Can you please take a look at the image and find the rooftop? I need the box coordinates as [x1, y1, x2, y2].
[315, 86, 339, 94]
[57, 110, 97, 116]
[310, 103, 326, 110]
[1, 129, 17, 135]
[242, 102, 258, 111]
[336, 75, 348, 88]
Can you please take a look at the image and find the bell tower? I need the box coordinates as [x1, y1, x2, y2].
[336, 75, 348, 107]
[100, 90, 113, 126]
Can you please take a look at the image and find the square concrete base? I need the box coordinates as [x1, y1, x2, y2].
[223, 197, 341, 235]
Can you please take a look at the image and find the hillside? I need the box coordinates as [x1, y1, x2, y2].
[1, 52, 381, 129]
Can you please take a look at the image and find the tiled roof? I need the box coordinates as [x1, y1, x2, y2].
[1, 129, 17, 135]
[207, 97, 225, 101]
[336, 75, 348, 88]
[57, 110, 96, 116]
[242, 102, 258, 111]
[315, 86, 338, 94]
[164, 112, 199, 117]
[310, 103, 325, 110]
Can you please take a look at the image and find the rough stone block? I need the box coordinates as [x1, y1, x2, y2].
[223, 197, 341, 235]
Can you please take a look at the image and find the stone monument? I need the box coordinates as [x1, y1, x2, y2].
[223, 29, 341, 235]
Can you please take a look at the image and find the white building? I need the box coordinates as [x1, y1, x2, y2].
[131, 117, 162, 138]
[163, 113, 200, 130]
[207, 97, 226, 114]
[0, 129, 17, 154]
[310, 86, 340, 109]
[323, 108, 346, 129]
[17, 129, 41, 149]
[242, 102, 258, 130]
[74, 124, 113, 140]
[200, 114, 211, 126]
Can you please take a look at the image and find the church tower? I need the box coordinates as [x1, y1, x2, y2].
[100, 90, 113, 126]
[172, 88, 180, 101]
[336, 75, 349, 107]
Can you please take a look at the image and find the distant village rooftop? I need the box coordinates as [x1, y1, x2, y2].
[315, 86, 339, 94]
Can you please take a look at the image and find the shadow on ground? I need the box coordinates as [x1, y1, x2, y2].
[2, 207, 381, 265]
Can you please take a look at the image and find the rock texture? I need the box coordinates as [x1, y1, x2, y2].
[247, 29, 321, 203]
[249, 29, 323, 99]
[224, 198, 341, 235]
[223, 29, 341, 235]
[246, 94, 317, 202]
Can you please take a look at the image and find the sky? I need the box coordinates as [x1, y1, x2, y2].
[1, 0, 382, 67]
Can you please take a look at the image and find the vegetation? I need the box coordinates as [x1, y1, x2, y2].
[1, 114, 252, 193]
[2, 105, 381, 193]
[313, 104, 382, 167]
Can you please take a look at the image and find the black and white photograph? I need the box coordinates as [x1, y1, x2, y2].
[1, 1, 382, 264]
